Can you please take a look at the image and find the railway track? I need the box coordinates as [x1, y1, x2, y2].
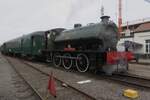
[21, 58, 150, 90]
[22, 60, 96, 100]
[18, 57, 150, 90]
[5, 57, 44, 100]
[5, 56, 150, 100]
[24, 59, 150, 90]
[6, 56, 96, 100]
[101, 73, 150, 89]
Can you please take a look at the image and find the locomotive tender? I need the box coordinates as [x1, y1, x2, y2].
[1, 16, 133, 75]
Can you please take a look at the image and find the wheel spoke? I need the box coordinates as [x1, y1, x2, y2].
[76, 53, 89, 72]
[53, 53, 61, 67]
[62, 53, 72, 70]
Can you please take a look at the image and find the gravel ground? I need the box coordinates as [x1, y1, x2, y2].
[128, 64, 150, 78]
[0, 53, 40, 100]
[11, 65, 42, 100]
[0, 54, 19, 100]
[22, 59, 150, 100]
[7, 57, 93, 100]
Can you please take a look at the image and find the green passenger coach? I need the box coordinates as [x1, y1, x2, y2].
[21, 31, 45, 58]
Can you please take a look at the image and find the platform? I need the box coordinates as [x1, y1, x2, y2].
[131, 58, 150, 65]
[129, 63, 150, 79]
[138, 59, 150, 64]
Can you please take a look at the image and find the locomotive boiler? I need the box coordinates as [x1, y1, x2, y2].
[55, 16, 118, 51]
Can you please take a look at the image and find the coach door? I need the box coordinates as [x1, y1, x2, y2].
[31, 35, 43, 55]
[31, 36, 35, 55]
[21, 39, 24, 53]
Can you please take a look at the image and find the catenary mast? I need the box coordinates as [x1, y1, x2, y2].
[118, 0, 122, 37]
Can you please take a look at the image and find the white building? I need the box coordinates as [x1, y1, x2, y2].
[118, 18, 150, 58]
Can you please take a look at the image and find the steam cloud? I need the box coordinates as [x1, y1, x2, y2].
[65, 0, 100, 27]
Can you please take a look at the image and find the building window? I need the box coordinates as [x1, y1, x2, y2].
[145, 40, 150, 54]
[130, 33, 134, 37]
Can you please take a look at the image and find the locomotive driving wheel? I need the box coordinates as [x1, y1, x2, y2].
[76, 53, 89, 72]
[53, 53, 61, 67]
[62, 53, 72, 70]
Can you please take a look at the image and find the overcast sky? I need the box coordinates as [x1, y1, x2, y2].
[0, 0, 150, 44]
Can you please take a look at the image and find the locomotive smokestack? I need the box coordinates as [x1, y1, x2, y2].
[100, 16, 110, 23]
[74, 24, 82, 28]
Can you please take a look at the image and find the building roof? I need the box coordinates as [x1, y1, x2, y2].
[134, 22, 150, 32]
[121, 17, 150, 34]
[122, 17, 150, 27]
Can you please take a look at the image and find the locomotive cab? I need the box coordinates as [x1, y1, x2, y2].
[43, 28, 66, 62]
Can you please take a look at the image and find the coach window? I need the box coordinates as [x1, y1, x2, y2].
[145, 40, 150, 54]
[47, 33, 50, 39]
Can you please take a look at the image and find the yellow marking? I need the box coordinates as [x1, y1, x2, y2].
[123, 89, 139, 99]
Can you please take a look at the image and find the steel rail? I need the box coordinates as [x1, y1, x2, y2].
[6, 55, 150, 99]
[114, 73, 150, 88]
[101, 73, 150, 89]
[5, 57, 45, 100]
[21, 60, 97, 100]
[21, 58, 150, 96]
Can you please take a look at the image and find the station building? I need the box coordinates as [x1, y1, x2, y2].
[117, 18, 150, 58]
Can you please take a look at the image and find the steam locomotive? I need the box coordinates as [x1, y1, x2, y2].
[0, 16, 133, 75]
